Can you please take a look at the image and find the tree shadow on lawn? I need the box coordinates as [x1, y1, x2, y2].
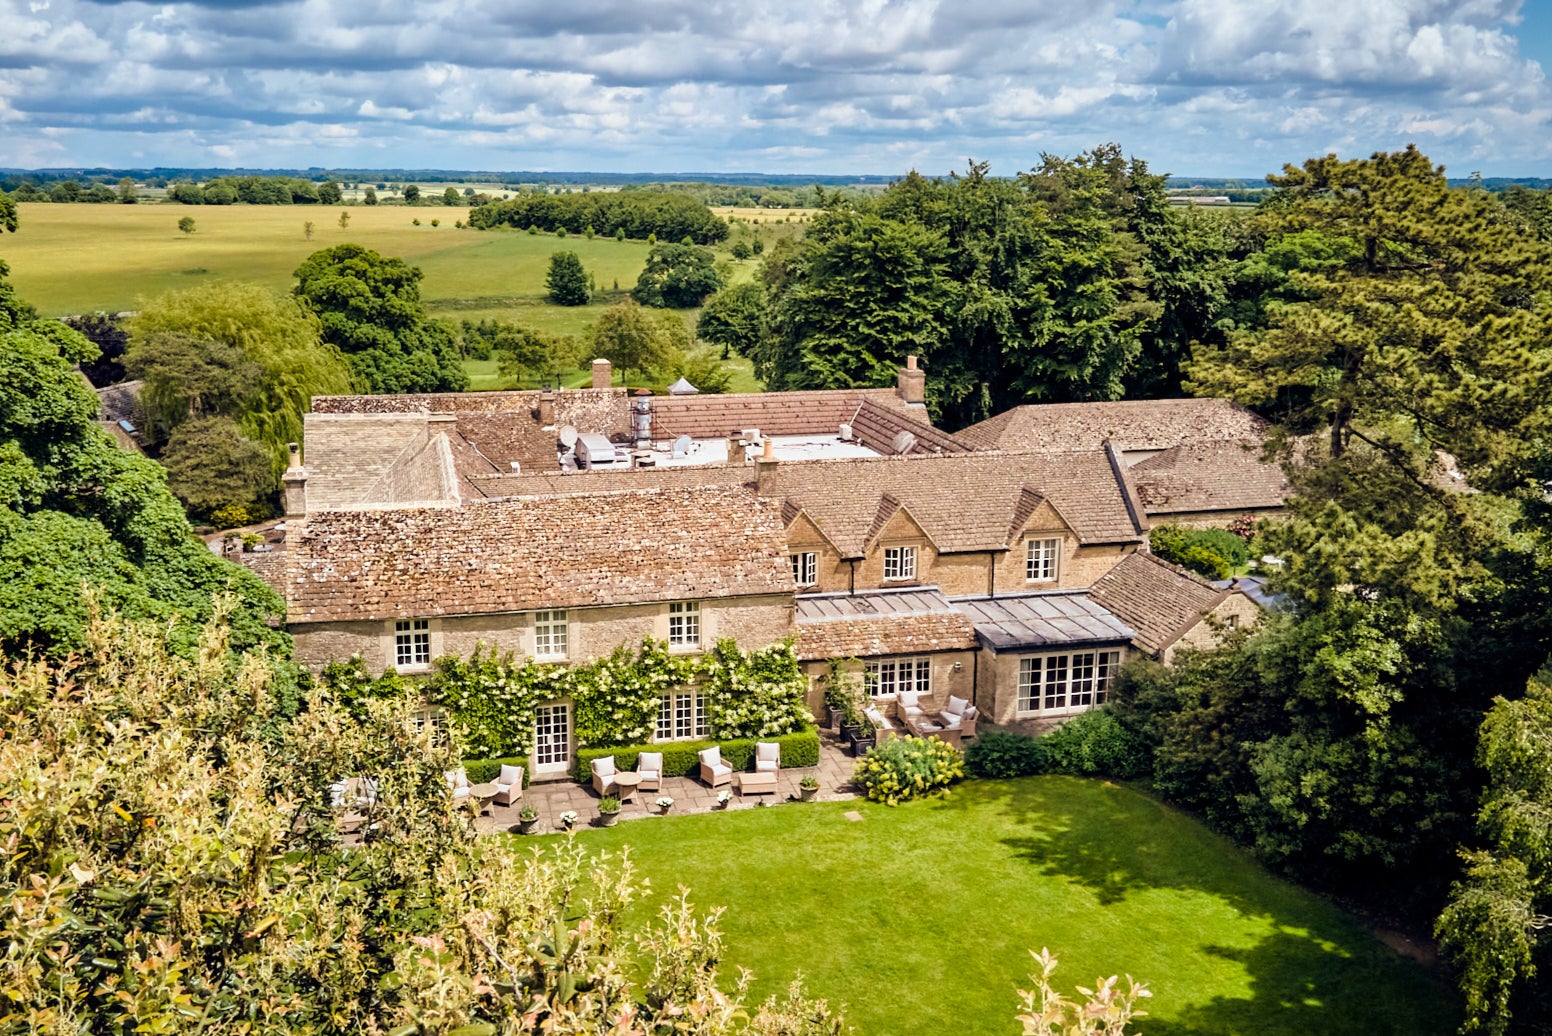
[928, 778, 1455, 1034]
[1140, 931, 1455, 1036]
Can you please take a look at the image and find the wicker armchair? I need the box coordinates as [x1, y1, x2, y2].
[698, 746, 732, 788]
[636, 752, 663, 793]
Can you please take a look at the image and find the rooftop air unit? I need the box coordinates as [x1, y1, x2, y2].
[577, 433, 624, 470]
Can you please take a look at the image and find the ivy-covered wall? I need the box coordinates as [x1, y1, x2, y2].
[319, 637, 814, 760]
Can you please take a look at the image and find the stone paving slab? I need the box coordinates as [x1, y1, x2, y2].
[476, 735, 864, 836]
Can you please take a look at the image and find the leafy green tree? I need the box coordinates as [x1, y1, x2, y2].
[546, 249, 591, 305]
[362, 185, 378, 206]
[49, 180, 81, 203]
[403, 183, 420, 204]
[117, 176, 138, 203]
[202, 182, 236, 205]
[159, 414, 275, 517]
[293, 244, 469, 394]
[0, 190, 15, 234]
[493, 323, 579, 386]
[63, 312, 129, 386]
[126, 332, 263, 430]
[442, 186, 460, 206]
[696, 281, 766, 360]
[632, 242, 722, 307]
[0, 254, 285, 656]
[589, 299, 669, 385]
[1437, 668, 1552, 1036]
[1186, 146, 1552, 489]
[177, 215, 196, 235]
[130, 282, 358, 473]
[317, 180, 342, 204]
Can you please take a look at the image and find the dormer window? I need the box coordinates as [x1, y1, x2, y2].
[1026, 538, 1060, 583]
[791, 551, 817, 587]
[883, 545, 917, 581]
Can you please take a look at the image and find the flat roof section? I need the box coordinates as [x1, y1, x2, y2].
[955, 592, 1135, 651]
[650, 433, 880, 469]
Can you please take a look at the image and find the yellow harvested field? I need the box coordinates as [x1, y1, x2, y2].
[709, 206, 820, 223]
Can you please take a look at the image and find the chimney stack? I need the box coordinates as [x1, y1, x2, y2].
[591, 358, 612, 389]
[538, 389, 556, 426]
[282, 442, 308, 520]
[726, 435, 743, 465]
[897, 354, 926, 406]
[755, 438, 779, 496]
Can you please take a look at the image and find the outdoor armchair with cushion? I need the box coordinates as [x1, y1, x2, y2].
[494, 764, 525, 807]
[896, 690, 931, 726]
[863, 706, 901, 741]
[754, 741, 781, 774]
[592, 756, 618, 797]
[636, 752, 663, 792]
[938, 695, 979, 739]
[698, 746, 732, 788]
[446, 769, 471, 803]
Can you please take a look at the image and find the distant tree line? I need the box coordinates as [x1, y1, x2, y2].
[468, 191, 728, 244]
[166, 176, 343, 205]
[619, 182, 877, 208]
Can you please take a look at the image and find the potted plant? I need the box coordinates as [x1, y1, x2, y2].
[656, 796, 675, 815]
[799, 775, 820, 801]
[848, 713, 877, 757]
[558, 810, 578, 831]
[715, 790, 732, 810]
[597, 796, 621, 828]
[516, 804, 539, 834]
[822, 659, 863, 733]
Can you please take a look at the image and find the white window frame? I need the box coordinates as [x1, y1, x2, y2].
[1017, 649, 1122, 716]
[411, 705, 446, 734]
[883, 545, 918, 582]
[1026, 537, 1061, 583]
[394, 618, 431, 670]
[864, 656, 932, 699]
[533, 609, 568, 660]
[668, 601, 701, 650]
[791, 551, 818, 588]
[655, 690, 708, 741]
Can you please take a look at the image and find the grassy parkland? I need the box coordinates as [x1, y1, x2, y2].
[537, 777, 1453, 1036]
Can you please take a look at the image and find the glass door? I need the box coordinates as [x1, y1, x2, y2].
[533, 702, 572, 778]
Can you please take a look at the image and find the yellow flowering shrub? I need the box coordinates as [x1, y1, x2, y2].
[852, 736, 965, 805]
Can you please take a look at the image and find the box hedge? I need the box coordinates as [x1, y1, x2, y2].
[573, 728, 820, 781]
[462, 755, 529, 785]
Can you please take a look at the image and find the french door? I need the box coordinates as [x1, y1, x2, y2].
[533, 702, 572, 778]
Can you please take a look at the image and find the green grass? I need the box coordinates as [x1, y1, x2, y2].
[533, 778, 1452, 1036]
[463, 354, 762, 393]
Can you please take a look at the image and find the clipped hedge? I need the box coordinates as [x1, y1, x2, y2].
[573, 728, 820, 782]
[463, 755, 529, 785]
[964, 709, 1150, 781]
[965, 730, 1048, 778]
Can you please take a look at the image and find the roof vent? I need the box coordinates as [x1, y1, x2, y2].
[839, 423, 853, 441]
[892, 430, 917, 455]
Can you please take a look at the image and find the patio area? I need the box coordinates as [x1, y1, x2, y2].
[474, 733, 862, 834]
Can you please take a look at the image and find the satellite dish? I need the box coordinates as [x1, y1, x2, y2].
[672, 434, 693, 458]
[559, 425, 579, 448]
[892, 430, 917, 455]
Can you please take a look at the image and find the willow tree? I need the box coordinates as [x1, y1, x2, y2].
[130, 281, 358, 474]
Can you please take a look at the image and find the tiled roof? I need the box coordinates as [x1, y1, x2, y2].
[286, 486, 794, 624]
[1129, 440, 1289, 515]
[958, 399, 1268, 453]
[1087, 552, 1226, 654]
[794, 588, 978, 660]
[849, 398, 973, 455]
[95, 379, 146, 428]
[467, 449, 1143, 551]
[302, 414, 445, 510]
[648, 388, 915, 440]
[954, 592, 1136, 651]
[768, 450, 1145, 553]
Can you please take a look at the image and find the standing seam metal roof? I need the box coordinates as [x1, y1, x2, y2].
[953, 592, 1136, 651]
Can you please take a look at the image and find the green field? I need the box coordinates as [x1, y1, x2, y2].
[535, 778, 1452, 1036]
[1, 202, 657, 320]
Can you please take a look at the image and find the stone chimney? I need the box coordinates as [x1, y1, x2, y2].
[281, 442, 308, 519]
[538, 389, 556, 426]
[897, 354, 926, 406]
[726, 435, 743, 465]
[591, 358, 612, 389]
[755, 438, 779, 496]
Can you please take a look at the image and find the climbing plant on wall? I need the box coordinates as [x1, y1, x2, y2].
[700, 638, 813, 739]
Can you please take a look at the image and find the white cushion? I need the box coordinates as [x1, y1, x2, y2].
[451, 786, 470, 801]
[446, 770, 469, 789]
[710, 762, 732, 777]
[864, 706, 893, 729]
[639, 768, 661, 780]
[756, 742, 780, 764]
[940, 715, 961, 730]
[898, 690, 920, 711]
[756, 759, 778, 772]
[637, 752, 663, 773]
[328, 781, 346, 808]
[497, 764, 523, 787]
[699, 747, 721, 767]
[944, 695, 970, 718]
[593, 756, 616, 777]
[963, 705, 978, 720]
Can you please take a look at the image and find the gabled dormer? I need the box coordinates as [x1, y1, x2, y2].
[783, 504, 847, 593]
[860, 498, 937, 590]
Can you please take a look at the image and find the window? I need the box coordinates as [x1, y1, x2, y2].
[411, 706, 445, 734]
[1017, 650, 1122, 715]
[864, 656, 931, 698]
[533, 610, 568, 659]
[791, 551, 817, 587]
[883, 545, 917, 581]
[1026, 538, 1060, 582]
[668, 601, 700, 649]
[656, 691, 708, 741]
[394, 618, 430, 669]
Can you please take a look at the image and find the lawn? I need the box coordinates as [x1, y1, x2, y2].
[535, 778, 1453, 1036]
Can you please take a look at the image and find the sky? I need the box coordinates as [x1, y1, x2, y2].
[3, 0, 1552, 179]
